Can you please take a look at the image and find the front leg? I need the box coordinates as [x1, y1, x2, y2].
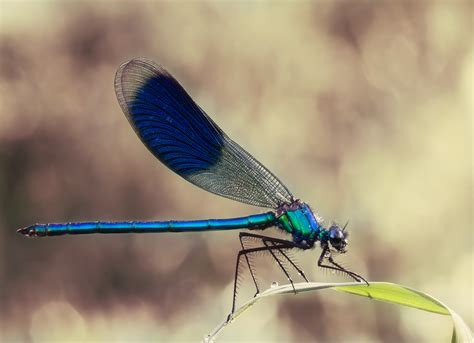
[317, 247, 369, 285]
[327, 255, 369, 286]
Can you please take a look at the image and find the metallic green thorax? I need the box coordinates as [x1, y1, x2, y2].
[276, 202, 322, 246]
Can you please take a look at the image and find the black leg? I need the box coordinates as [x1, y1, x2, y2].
[271, 242, 309, 283]
[230, 249, 247, 315]
[230, 244, 284, 316]
[239, 233, 260, 296]
[229, 235, 301, 318]
[317, 247, 369, 285]
[328, 255, 369, 286]
[239, 232, 308, 282]
[262, 240, 297, 294]
[239, 232, 298, 246]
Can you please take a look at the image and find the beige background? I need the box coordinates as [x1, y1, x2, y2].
[1, 1, 472, 341]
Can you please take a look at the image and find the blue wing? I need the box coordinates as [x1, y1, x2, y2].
[114, 58, 293, 208]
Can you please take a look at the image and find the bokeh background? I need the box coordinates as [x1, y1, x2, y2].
[1, 1, 472, 342]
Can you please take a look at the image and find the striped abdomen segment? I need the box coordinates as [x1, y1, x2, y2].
[18, 212, 277, 237]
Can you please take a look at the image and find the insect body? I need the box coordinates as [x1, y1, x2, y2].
[18, 58, 367, 314]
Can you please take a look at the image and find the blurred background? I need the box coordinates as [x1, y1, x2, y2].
[1, 1, 472, 342]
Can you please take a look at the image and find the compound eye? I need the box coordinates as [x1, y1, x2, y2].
[329, 227, 344, 240]
[329, 226, 348, 249]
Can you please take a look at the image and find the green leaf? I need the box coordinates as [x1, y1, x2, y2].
[204, 282, 472, 342]
[333, 282, 449, 314]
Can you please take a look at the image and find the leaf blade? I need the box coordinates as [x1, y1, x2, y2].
[205, 281, 472, 342]
[333, 282, 449, 315]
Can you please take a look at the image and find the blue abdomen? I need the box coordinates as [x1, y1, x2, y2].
[21, 212, 277, 237]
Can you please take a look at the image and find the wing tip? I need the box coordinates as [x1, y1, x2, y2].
[115, 57, 167, 81]
[114, 57, 170, 114]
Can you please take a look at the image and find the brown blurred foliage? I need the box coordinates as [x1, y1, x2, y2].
[0, 1, 472, 342]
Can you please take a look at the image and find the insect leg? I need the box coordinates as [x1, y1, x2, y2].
[317, 247, 368, 285]
[229, 245, 286, 317]
[239, 232, 261, 296]
[262, 240, 297, 294]
[327, 255, 369, 286]
[264, 239, 309, 283]
[239, 232, 308, 283]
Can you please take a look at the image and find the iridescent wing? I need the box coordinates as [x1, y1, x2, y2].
[114, 58, 293, 208]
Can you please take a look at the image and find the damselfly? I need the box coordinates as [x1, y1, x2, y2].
[18, 58, 367, 314]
